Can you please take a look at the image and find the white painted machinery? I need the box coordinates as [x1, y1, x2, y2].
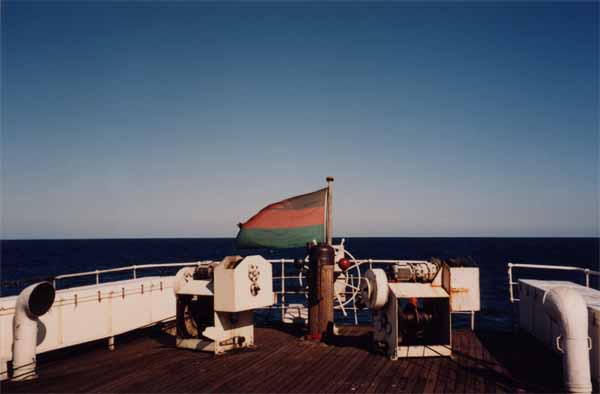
[174, 255, 274, 354]
[361, 258, 480, 359]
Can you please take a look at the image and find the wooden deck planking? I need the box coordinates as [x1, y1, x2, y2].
[315, 343, 366, 393]
[291, 343, 344, 393]
[2, 325, 564, 393]
[331, 347, 373, 393]
[380, 358, 406, 394]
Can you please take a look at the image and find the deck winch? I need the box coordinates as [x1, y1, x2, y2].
[361, 258, 480, 359]
[174, 255, 274, 354]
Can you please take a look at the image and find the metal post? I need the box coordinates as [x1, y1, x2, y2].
[585, 269, 590, 288]
[281, 259, 285, 322]
[133, 266, 137, 279]
[353, 273, 359, 325]
[108, 336, 115, 351]
[95, 270, 99, 285]
[326, 177, 334, 245]
[508, 263, 514, 303]
[471, 311, 475, 331]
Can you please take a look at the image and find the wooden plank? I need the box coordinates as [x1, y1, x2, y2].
[421, 356, 442, 393]
[1, 328, 567, 394]
[331, 348, 374, 393]
[372, 356, 402, 393]
[382, 359, 406, 393]
[357, 353, 388, 393]
[270, 341, 335, 393]
[204, 331, 299, 393]
[317, 341, 369, 393]
[244, 338, 318, 393]
[405, 358, 428, 393]
[434, 357, 456, 393]
[289, 343, 341, 392]
[451, 331, 468, 393]
[328, 344, 385, 394]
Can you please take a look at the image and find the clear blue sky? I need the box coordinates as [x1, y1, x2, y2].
[1, 1, 598, 239]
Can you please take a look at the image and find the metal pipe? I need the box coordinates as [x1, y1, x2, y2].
[53, 261, 216, 283]
[509, 263, 599, 275]
[585, 269, 590, 288]
[280, 259, 285, 322]
[508, 264, 515, 303]
[543, 287, 592, 393]
[326, 177, 334, 245]
[12, 282, 55, 381]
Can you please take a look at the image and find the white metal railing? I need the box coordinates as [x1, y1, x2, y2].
[266, 258, 477, 329]
[507, 262, 600, 303]
[19, 258, 478, 328]
[51, 261, 214, 288]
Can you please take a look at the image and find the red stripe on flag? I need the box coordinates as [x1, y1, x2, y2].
[241, 206, 325, 230]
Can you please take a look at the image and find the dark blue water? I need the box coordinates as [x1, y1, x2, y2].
[1, 238, 598, 331]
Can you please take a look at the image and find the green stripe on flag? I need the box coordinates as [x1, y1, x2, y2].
[236, 224, 325, 249]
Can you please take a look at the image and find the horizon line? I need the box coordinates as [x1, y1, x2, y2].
[2, 235, 599, 241]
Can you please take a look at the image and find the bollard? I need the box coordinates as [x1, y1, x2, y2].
[308, 243, 334, 341]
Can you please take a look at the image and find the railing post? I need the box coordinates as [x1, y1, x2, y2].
[95, 270, 99, 285]
[508, 263, 514, 303]
[133, 265, 137, 279]
[280, 259, 285, 322]
[471, 311, 475, 331]
[585, 268, 590, 288]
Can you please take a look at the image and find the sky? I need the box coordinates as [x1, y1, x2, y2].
[1, 1, 598, 239]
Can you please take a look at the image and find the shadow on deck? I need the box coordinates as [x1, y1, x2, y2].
[2, 324, 563, 393]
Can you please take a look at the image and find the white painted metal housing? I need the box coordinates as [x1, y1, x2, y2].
[213, 255, 274, 312]
[174, 255, 274, 354]
[447, 266, 480, 312]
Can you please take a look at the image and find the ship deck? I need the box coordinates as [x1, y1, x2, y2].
[2, 324, 564, 393]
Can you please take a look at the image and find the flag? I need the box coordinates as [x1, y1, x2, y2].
[236, 188, 327, 249]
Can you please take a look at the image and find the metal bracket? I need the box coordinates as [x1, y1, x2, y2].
[556, 335, 564, 353]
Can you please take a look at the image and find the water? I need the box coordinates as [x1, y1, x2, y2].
[1, 237, 598, 332]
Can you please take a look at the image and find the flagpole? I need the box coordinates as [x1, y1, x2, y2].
[326, 176, 334, 245]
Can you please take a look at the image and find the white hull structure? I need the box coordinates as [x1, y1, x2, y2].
[1, 276, 178, 380]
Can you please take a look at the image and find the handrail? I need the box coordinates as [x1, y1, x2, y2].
[46, 258, 433, 325]
[507, 262, 599, 303]
[7, 257, 476, 327]
[52, 261, 214, 287]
